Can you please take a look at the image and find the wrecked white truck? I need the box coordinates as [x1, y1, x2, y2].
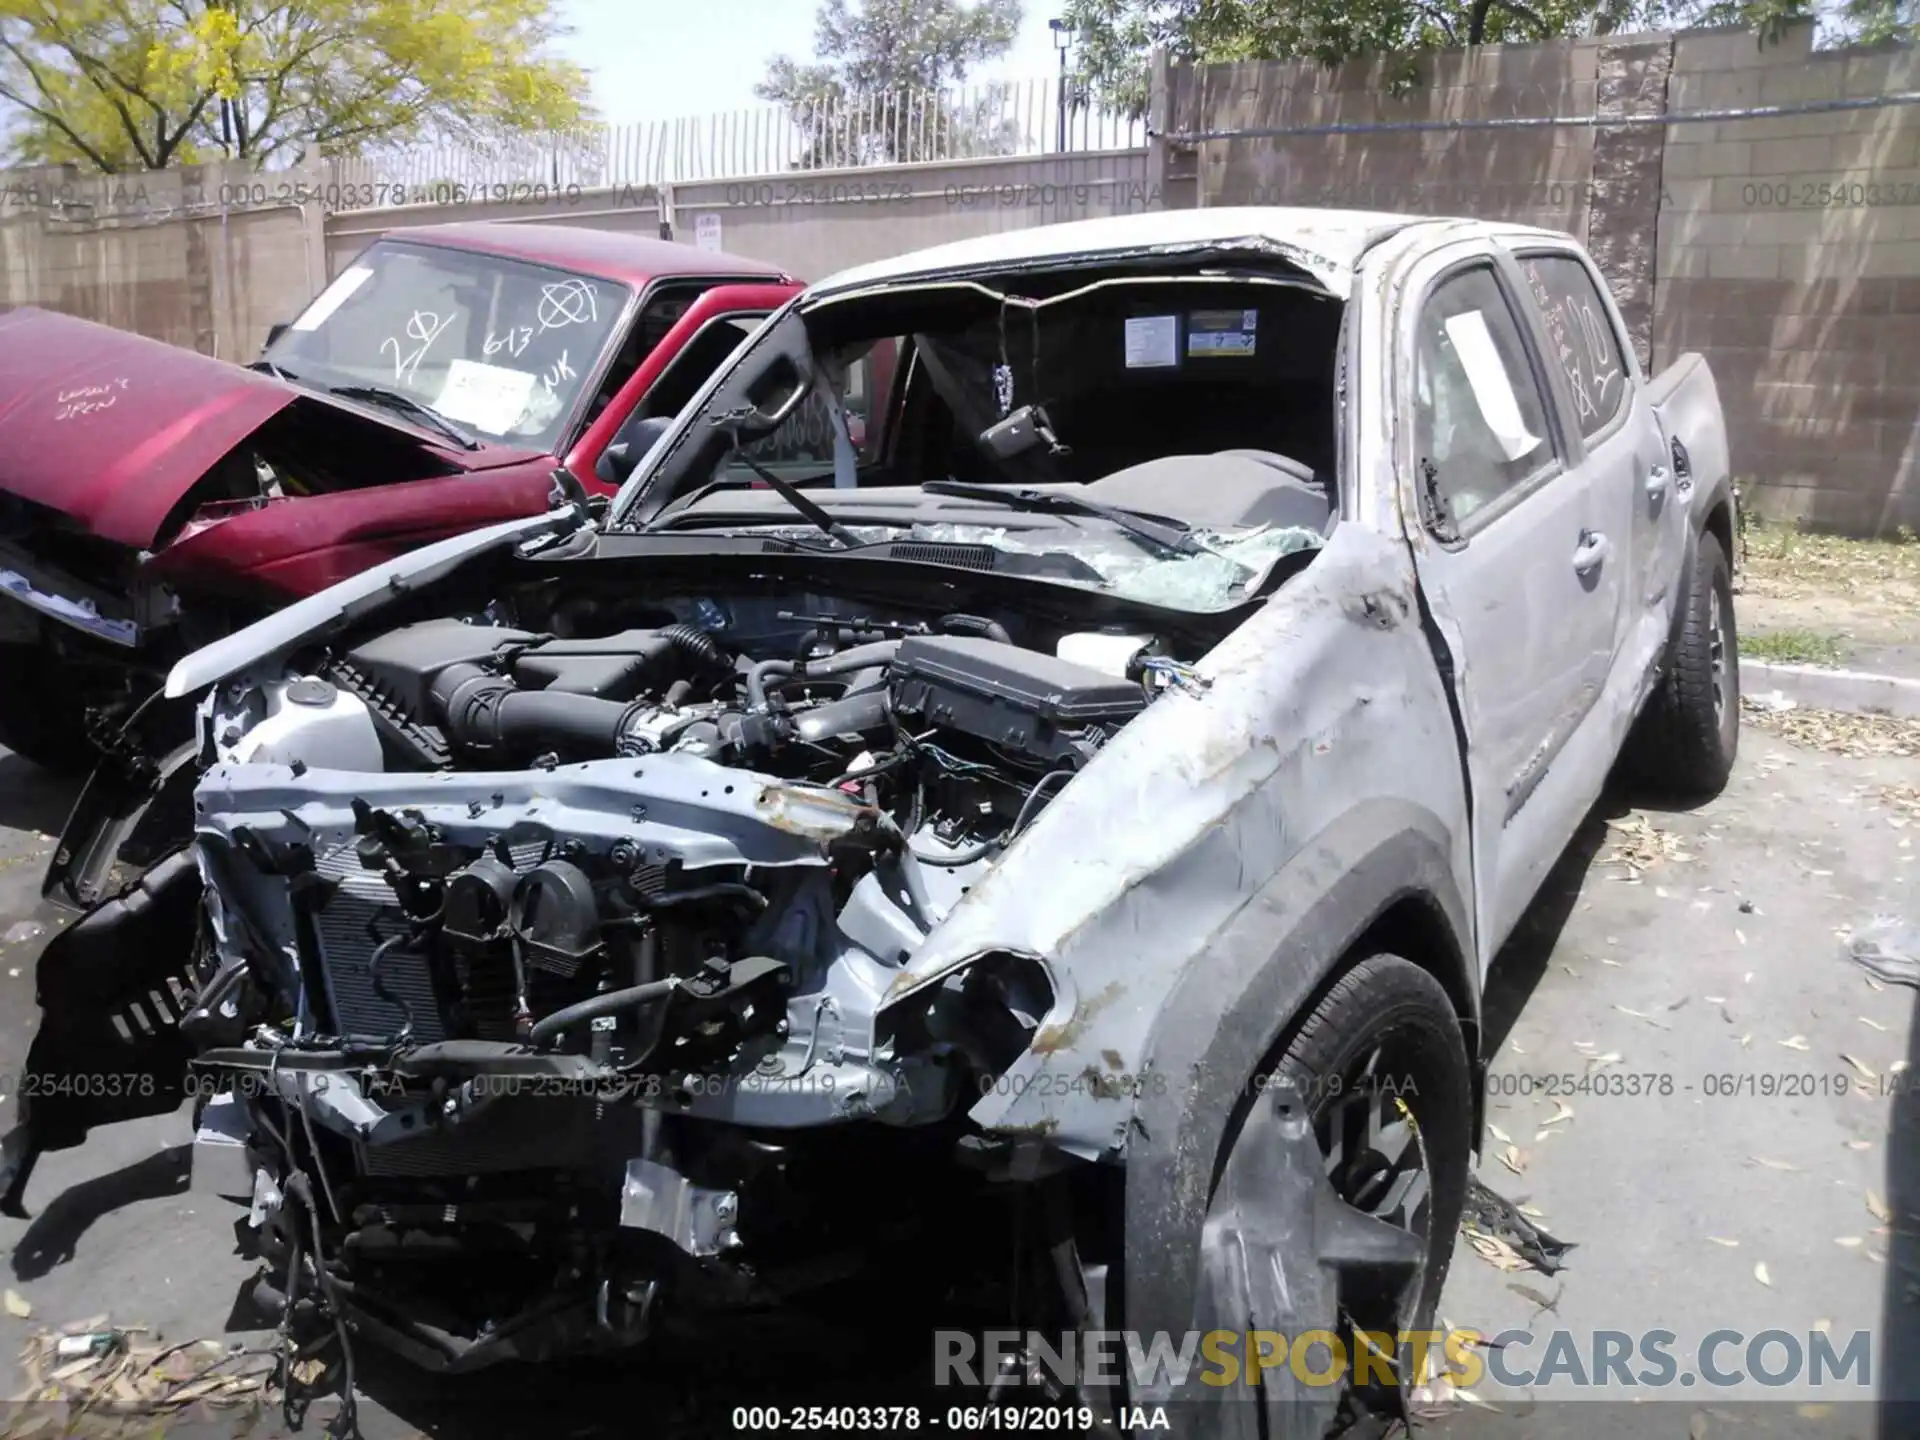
[2, 208, 1736, 1435]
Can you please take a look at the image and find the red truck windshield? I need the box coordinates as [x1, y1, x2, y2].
[262, 239, 631, 452]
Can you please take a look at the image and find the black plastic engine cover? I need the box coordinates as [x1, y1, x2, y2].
[344, 620, 538, 719]
[887, 635, 1146, 767]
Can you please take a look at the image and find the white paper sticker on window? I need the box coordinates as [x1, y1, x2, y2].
[1443, 311, 1541, 463]
[434, 359, 537, 433]
[1124, 315, 1178, 369]
[289, 266, 373, 332]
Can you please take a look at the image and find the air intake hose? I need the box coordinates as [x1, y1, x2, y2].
[431, 663, 640, 760]
[658, 624, 730, 673]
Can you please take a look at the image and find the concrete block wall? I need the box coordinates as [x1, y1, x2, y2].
[0, 161, 323, 360]
[1655, 27, 1920, 535]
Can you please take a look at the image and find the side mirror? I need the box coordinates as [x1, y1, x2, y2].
[595, 414, 674, 486]
[263, 321, 291, 352]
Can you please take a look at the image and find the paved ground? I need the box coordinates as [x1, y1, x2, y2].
[0, 711, 1913, 1438]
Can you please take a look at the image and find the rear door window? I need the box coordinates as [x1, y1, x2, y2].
[1516, 253, 1630, 441]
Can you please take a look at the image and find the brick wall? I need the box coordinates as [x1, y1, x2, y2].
[1656, 27, 1920, 535]
[0, 161, 327, 361]
[1159, 24, 1920, 535]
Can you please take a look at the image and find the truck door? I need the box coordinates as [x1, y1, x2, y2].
[1397, 250, 1626, 959]
[1510, 246, 1683, 689]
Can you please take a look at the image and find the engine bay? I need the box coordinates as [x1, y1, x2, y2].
[182, 580, 1213, 1369]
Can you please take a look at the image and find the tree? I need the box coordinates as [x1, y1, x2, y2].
[1060, 0, 1914, 117]
[757, 0, 1025, 166]
[0, 0, 591, 173]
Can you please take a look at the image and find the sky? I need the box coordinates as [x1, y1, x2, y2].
[553, 0, 1072, 127]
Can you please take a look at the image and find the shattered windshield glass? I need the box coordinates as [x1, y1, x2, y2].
[262, 239, 630, 451]
[749, 521, 1325, 611]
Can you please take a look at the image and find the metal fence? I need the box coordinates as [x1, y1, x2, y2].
[324, 77, 1145, 208]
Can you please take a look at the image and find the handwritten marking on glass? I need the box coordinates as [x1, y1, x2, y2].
[537, 280, 597, 332]
[380, 310, 451, 383]
[1525, 262, 1620, 425]
[54, 377, 129, 421]
[484, 325, 534, 359]
[541, 350, 575, 395]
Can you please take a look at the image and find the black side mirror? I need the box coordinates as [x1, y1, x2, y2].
[596, 414, 674, 486]
[263, 321, 291, 352]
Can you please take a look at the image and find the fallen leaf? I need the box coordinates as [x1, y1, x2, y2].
[1754, 1262, 1773, 1287]
[1543, 1100, 1574, 1126]
[1533, 1130, 1552, 1142]
[3, 1290, 29, 1319]
[1708, 1236, 1740, 1247]
[1868, 1191, 1893, 1223]
[1518, 1204, 1547, 1219]
[1705, 995, 1727, 1004]
[1847, 1139, 1875, 1151]
[1861, 1017, 1889, 1032]
[1488, 1123, 1512, 1145]
[1751, 1156, 1802, 1172]
[1779, 1035, 1811, 1051]
[1835, 1236, 1864, 1247]
[1740, 1033, 1754, 1048]
[1588, 1051, 1623, 1072]
[1500, 1144, 1527, 1176]
[1842, 1055, 1880, 1081]
[1689, 1414, 1711, 1440]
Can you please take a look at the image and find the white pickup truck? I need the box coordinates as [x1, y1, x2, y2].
[5, 208, 1735, 1436]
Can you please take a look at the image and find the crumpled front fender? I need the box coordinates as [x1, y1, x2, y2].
[874, 523, 1475, 1161]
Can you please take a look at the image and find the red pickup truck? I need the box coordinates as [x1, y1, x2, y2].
[0, 221, 807, 773]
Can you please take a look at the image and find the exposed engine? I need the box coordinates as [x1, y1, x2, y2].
[184, 594, 1192, 1372]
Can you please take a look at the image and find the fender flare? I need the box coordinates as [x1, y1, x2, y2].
[1119, 798, 1475, 1338]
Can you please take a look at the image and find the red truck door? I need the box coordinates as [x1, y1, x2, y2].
[565, 281, 803, 492]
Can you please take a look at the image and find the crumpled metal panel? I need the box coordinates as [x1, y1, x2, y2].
[873, 522, 1473, 1160]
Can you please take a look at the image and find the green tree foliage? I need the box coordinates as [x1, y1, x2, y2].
[1060, 0, 1915, 116]
[0, 0, 591, 172]
[757, 0, 1026, 165]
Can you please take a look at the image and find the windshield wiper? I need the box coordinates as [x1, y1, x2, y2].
[920, 480, 1204, 556]
[689, 415, 861, 549]
[328, 384, 480, 451]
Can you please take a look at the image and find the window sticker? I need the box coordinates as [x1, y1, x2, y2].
[289, 266, 373, 331]
[1443, 310, 1541, 463]
[1124, 315, 1179, 369]
[434, 358, 538, 433]
[1187, 308, 1258, 357]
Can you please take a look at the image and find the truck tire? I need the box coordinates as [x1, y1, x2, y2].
[1195, 955, 1472, 1434]
[0, 644, 99, 777]
[1626, 531, 1739, 797]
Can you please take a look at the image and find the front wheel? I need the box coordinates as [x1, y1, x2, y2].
[1625, 531, 1740, 797]
[1171, 956, 1473, 1438]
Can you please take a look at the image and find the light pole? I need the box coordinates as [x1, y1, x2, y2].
[1049, 18, 1069, 153]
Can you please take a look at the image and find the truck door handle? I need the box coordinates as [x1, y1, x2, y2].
[1644, 464, 1670, 501]
[1573, 529, 1611, 575]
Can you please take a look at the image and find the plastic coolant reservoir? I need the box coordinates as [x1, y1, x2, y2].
[228, 677, 382, 771]
[1055, 632, 1155, 678]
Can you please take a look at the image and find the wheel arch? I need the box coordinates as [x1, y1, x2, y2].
[1119, 797, 1477, 1340]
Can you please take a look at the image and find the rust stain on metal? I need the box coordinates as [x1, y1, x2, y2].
[1101, 1048, 1126, 1071]
[754, 783, 873, 842]
[1032, 979, 1125, 1056]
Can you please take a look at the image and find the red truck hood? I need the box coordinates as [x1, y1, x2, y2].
[0, 307, 544, 550]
